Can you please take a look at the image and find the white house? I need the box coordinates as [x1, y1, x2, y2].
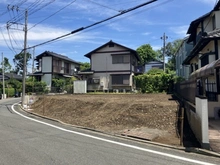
[31, 51, 80, 90]
[78, 40, 143, 92]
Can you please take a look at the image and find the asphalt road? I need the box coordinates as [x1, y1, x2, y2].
[0, 98, 220, 165]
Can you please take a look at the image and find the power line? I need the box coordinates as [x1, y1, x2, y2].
[84, 0, 120, 12]
[28, 0, 76, 30]
[28, 0, 173, 48]
[0, 27, 18, 54]
[26, 0, 157, 50]
[7, 0, 55, 26]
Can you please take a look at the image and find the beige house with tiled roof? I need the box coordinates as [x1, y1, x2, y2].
[78, 40, 143, 92]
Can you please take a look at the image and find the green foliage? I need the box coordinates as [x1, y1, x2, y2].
[80, 62, 91, 71]
[13, 52, 32, 75]
[158, 39, 183, 71]
[52, 79, 65, 88]
[7, 78, 22, 90]
[52, 77, 77, 93]
[0, 57, 12, 73]
[147, 68, 164, 75]
[135, 69, 174, 93]
[173, 76, 185, 83]
[136, 44, 159, 65]
[26, 81, 47, 94]
[5, 88, 15, 97]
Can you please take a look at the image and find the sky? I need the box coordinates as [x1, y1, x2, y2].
[0, 0, 219, 72]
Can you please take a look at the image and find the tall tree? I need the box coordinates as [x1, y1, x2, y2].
[136, 44, 159, 65]
[0, 57, 12, 73]
[13, 52, 32, 75]
[80, 62, 91, 71]
[158, 39, 183, 71]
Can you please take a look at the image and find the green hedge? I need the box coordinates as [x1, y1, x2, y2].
[4, 88, 15, 97]
[135, 69, 173, 93]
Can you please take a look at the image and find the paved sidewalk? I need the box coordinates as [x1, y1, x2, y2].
[209, 119, 220, 153]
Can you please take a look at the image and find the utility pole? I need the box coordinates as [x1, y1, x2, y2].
[32, 47, 35, 74]
[21, 9, 28, 108]
[161, 33, 168, 72]
[2, 53, 5, 99]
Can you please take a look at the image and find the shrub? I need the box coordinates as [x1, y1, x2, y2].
[135, 69, 174, 93]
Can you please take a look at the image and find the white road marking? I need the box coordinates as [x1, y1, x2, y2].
[12, 103, 216, 165]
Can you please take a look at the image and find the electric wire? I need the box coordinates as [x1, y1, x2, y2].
[7, 27, 18, 54]
[28, 0, 77, 30]
[7, 0, 55, 26]
[84, 0, 120, 12]
[26, 0, 173, 50]
[26, 0, 158, 50]
[0, 27, 17, 54]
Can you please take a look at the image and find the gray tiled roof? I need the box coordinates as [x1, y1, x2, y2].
[36, 51, 81, 65]
[206, 29, 220, 38]
[0, 73, 22, 80]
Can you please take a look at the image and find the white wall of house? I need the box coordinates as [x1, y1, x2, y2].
[208, 95, 220, 118]
[71, 63, 79, 71]
[209, 54, 216, 63]
[42, 74, 52, 88]
[204, 17, 213, 32]
[205, 41, 215, 52]
[42, 56, 52, 72]
[86, 72, 132, 91]
[91, 52, 131, 71]
[215, 11, 220, 28]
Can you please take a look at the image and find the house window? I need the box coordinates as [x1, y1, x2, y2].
[64, 62, 70, 74]
[112, 75, 129, 85]
[195, 63, 198, 70]
[112, 55, 130, 64]
[53, 59, 62, 72]
[201, 55, 209, 67]
[190, 64, 193, 73]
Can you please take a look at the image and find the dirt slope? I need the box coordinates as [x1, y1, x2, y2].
[30, 94, 180, 145]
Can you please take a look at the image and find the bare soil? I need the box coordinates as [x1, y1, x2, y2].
[30, 93, 180, 146]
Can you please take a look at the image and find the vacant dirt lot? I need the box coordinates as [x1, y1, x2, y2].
[30, 93, 180, 146]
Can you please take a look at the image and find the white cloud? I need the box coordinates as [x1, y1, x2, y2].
[169, 25, 189, 37]
[106, 22, 131, 32]
[142, 32, 151, 36]
[0, 23, 105, 50]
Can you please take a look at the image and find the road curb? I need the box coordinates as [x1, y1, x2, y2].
[18, 104, 220, 158]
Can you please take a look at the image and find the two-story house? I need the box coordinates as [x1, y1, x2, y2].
[175, 37, 193, 80]
[182, 1, 220, 119]
[31, 51, 80, 90]
[78, 40, 142, 92]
